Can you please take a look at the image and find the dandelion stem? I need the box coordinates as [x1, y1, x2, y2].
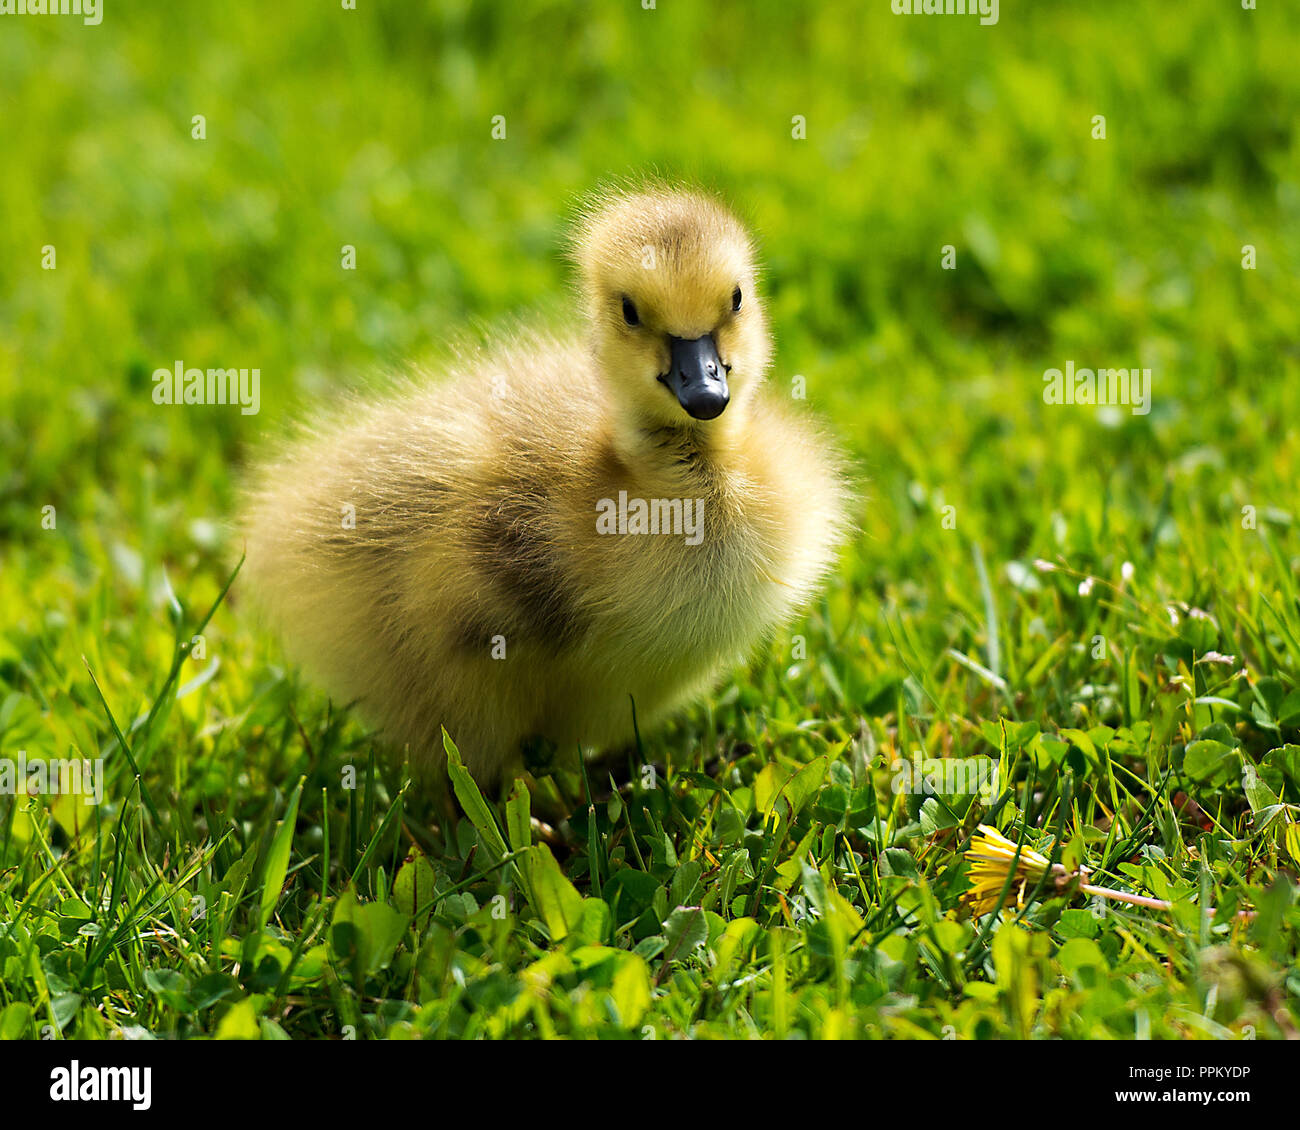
[1078, 883, 1173, 911]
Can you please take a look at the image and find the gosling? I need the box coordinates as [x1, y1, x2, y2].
[241, 185, 850, 790]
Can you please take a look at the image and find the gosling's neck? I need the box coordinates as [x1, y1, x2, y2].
[609, 407, 749, 495]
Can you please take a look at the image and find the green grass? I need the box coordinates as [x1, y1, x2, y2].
[2, 1, 1299, 1039]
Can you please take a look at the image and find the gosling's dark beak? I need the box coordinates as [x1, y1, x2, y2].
[661, 334, 730, 421]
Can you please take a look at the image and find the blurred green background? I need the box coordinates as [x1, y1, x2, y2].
[3, 2, 1297, 507]
[2, 1, 1300, 1040]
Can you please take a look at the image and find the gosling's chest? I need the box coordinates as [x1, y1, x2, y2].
[587, 481, 791, 658]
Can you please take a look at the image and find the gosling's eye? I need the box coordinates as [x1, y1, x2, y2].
[621, 296, 640, 327]
[732, 286, 743, 312]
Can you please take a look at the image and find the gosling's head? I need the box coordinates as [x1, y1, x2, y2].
[573, 187, 770, 430]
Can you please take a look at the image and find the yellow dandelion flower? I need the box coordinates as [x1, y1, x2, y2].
[962, 824, 1063, 916]
[961, 823, 1196, 917]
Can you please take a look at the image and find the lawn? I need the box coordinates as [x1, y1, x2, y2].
[1, 0, 1299, 1040]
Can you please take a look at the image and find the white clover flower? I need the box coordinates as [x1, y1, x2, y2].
[1197, 652, 1237, 666]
